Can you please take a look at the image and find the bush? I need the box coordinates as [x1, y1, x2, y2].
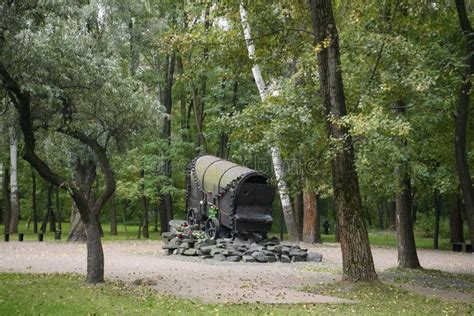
[414, 211, 450, 239]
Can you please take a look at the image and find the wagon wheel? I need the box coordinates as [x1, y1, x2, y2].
[205, 218, 219, 240]
[187, 209, 198, 225]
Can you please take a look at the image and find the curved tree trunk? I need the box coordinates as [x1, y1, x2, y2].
[161, 52, 175, 226]
[239, 2, 300, 241]
[310, 0, 377, 281]
[433, 190, 441, 250]
[68, 203, 87, 242]
[69, 159, 96, 241]
[454, 0, 474, 243]
[449, 193, 464, 243]
[32, 167, 38, 233]
[1, 62, 113, 284]
[84, 213, 104, 283]
[9, 127, 19, 234]
[40, 183, 53, 234]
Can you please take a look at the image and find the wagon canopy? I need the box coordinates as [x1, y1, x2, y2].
[191, 155, 268, 197]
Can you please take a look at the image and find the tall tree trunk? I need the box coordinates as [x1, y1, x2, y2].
[41, 183, 53, 233]
[449, 193, 464, 243]
[239, 2, 300, 241]
[159, 199, 168, 234]
[32, 167, 38, 233]
[387, 201, 396, 229]
[315, 194, 321, 240]
[56, 186, 61, 232]
[9, 128, 19, 233]
[364, 197, 373, 227]
[395, 165, 421, 268]
[161, 52, 176, 226]
[454, 0, 474, 243]
[394, 100, 421, 268]
[128, 8, 139, 77]
[377, 200, 384, 229]
[433, 190, 441, 250]
[177, 55, 190, 142]
[294, 191, 304, 240]
[411, 202, 417, 223]
[138, 197, 149, 239]
[49, 207, 56, 232]
[310, 0, 377, 281]
[303, 189, 321, 243]
[3, 166, 11, 234]
[218, 80, 237, 159]
[154, 206, 159, 232]
[109, 193, 118, 235]
[192, 5, 210, 154]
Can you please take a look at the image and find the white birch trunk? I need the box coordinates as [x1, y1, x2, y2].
[9, 127, 19, 233]
[239, 2, 300, 241]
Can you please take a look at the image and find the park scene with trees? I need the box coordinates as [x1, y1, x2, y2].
[0, 0, 473, 314]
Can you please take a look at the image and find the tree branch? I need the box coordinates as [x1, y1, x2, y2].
[0, 62, 91, 219]
[58, 127, 116, 214]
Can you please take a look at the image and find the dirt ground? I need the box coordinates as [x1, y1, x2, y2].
[0, 241, 472, 304]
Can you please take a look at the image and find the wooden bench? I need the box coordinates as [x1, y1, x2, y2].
[452, 243, 472, 253]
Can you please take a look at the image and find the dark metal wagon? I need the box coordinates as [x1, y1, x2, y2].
[186, 155, 274, 239]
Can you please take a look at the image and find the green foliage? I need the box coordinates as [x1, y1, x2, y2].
[0, 273, 471, 315]
[208, 205, 218, 219]
[414, 212, 452, 240]
[1, 0, 472, 239]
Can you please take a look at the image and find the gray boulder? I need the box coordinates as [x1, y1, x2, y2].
[200, 245, 217, 255]
[210, 248, 222, 256]
[289, 249, 308, 257]
[213, 254, 226, 261]
[178, 242, 190, 250]
[200, 255, 213, 259]
[162, 237, 182, 250]
[280, 255, 291, 263]
[306, 252, 323, 262]
[242, 255, 256, 262]
[183, 248, 198, 256]
[251, 251, 268, 263]
[291, 255, 306, 262]
[222, 249, 235, 256]
[225, 255, 241, 262]
[262, 237, 280, 246]
[161, 232, 175, 242]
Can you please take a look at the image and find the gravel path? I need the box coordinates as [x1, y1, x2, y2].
[0, 241, 472, 304]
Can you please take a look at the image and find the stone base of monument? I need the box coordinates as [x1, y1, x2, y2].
[162, 221, 322, 263]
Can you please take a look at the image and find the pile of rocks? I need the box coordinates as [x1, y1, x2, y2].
[162, 221, 322, 263]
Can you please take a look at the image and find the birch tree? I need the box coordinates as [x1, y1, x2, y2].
[9, 125, 19, 233]
[239, 2, 300, 241]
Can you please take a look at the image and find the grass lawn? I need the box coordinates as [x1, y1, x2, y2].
[0, 220, 163, 242]
[0, 273, 471, 315]
[320, 230, 453, 251]
[0, 221, 457, 251]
